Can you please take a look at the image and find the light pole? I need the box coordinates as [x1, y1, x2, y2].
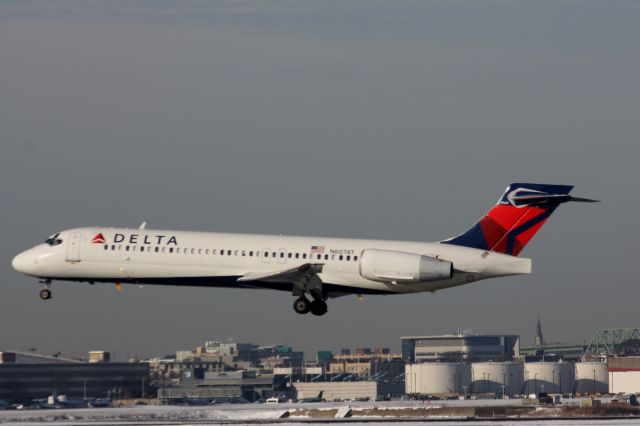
[593, 369, 596, 396]
[502, 373, 506, 397]
[559, 370, 563, 394]
[487, 373, 491, 395]
[534, 373, 538, 396]
[552, 370, 556, 394]
[462, 385, 468, 400]
[52, 352, 61, 399]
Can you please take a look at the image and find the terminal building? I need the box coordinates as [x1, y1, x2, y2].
[0, 351, 149, 402]
[401, 332, 520, 363]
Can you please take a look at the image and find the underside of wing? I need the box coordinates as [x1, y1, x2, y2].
[237, 263, 324, 283]
[237, 264, 326, 298]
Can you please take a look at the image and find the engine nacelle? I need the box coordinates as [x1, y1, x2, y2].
[359, 249, 453, 284]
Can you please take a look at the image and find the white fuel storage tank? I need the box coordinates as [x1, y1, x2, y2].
[405, 363, 471, 395]
[471, 362, 524, 396]
[524, 361, 575, 395]
[575, 362, 608, 394]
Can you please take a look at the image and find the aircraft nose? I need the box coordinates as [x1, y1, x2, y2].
[12, 251, 35, 274]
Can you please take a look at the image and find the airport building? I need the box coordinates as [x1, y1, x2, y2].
[608, 357, 640, 394]
[0, 351, 149, 403]
[401, 332, 520, 363]
[293, 381, 404, 402]
[157, 370, 274, 402]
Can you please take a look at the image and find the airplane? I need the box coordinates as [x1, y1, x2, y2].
[12, 183, 596, 316]
[299, 391, 324, 403]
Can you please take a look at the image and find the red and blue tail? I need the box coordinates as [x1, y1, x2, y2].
[442, 183, 597, 256]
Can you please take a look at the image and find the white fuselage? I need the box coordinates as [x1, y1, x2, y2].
[12, 227, 532, 297]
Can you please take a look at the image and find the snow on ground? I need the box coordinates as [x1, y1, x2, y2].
[0, 399, 635, 425]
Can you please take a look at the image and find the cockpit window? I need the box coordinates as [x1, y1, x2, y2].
[44, 233, 63, 246]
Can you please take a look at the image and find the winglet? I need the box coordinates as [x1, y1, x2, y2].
[139, 221, 147, 230]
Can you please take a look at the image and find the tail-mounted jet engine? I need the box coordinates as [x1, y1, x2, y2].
[359, 249, 453, 284]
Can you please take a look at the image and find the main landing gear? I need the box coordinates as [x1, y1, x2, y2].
[39, 279, 52, 300]
[293, 295, 328, 316]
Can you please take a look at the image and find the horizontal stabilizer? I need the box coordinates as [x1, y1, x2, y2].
[509, 193, 599, 207]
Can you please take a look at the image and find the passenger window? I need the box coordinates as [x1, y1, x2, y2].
[111, 245, 116, 250]
[280, 252, 285, 258]
[104, 245, 108, 250]
[205, 249, 209, 255]
[317, 254, 321, 260]
[249, 251, 254, 257]
[169, 248, 174, 253]
[346, 255, 351, 261]
[272, 252, 276, 258]
[133, 246, 138, 252]
[155, 247, 159, 253]
[303, 253, 307, 259]
[198, 249, 202, 254]
[242, 251, 246, 256]
[288, 253, 292, 258]
[220, 250, 224, 256]
[125, 246, 130, 251]
[295, 253, 299, 259]
[189, 248, 194, 254]
[227, 250, 232, 255]
[354, 255, 358, 261]
[162, 247, 166, 253]
[324, 254, 329, 260]
[234, 250, 238, 256]
[339, 255, 343, 261]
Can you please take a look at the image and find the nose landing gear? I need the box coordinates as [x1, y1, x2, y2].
[38, 279, 52, 300]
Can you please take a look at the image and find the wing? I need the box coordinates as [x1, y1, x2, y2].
[237, 263, 324, 295]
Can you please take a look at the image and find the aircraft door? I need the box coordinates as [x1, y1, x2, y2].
[65, 233, 82, 262]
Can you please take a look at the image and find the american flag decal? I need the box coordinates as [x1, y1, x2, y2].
[310, 245, 325, 254]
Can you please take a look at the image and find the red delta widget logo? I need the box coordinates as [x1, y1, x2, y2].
[91, 233, 106, 244]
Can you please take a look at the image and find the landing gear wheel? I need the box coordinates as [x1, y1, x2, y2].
[39, 289, 52, 300]
[310, 299, 328, 316]
[293, 297, 311, 314]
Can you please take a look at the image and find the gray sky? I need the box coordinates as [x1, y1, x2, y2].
[1, 0, 639, 361]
